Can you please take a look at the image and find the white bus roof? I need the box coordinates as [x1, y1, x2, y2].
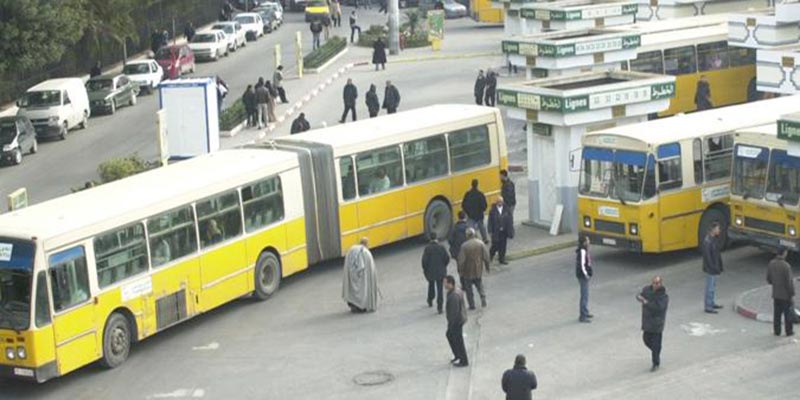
[615, 15, 729, 51]
[276, 104, 501, 157]
[0, 149, 298, 249]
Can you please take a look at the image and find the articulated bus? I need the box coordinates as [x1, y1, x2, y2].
[577, 96, 800, 254]
[617, 15, 756, 117]
[728, 123, 800, 252]
[0, 105, 507, 382]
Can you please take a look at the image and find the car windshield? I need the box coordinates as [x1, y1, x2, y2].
[86, 79, 114, 92]
[155, 47, 178, 60]
[579, 147, 649, 203]
[213, 25, 234, 34]
[0, 238, 35, 331]
[236, 16, 256, 24]
[20, 91, 60, 107]
[192, 33, 217, 43]
[123, 63, 150, 74]
[0, 122, 17, 144]
[765, 149, 800, 206]
[732, 144, 769, 199]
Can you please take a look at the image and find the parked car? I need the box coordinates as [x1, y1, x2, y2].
[122, 59, 163, 94]
[86, 74, 139, 115]
[188, 30, 229, 61]
[443, 0, 467, 18]
[16, 78, 90, 140]
[211, 22, 247, 52]
[260, 2, 283, 24]
[155, 44, 196, 79]
[234, 12, 265, 40]
[0, 116, 37, 165]
[305, 0, 330, 22]
[233, 0, 262, 10]
[253, 6, 280, 33]
[288, 0, 308, 11]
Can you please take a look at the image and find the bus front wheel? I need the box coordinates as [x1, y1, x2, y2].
[698, 208, 728, 252]
[254, 251, 281, 300]
[424, 199, 452, 241]
[100, 313, 131, 368]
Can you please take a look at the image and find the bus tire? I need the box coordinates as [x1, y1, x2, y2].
[698, 208, 728, 252]
[254, 251, 281, 300]
[100, 313, 131, 369]
[424, 199, 452, 241]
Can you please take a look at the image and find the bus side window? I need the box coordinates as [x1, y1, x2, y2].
[698, 41, 729, 72]
[94, 223, 148, 288]
[629, 50, 664, 74]
[35, 271, 51, 327]
[403, 135, 448, 184]
[340, 157, 357, 201]
[693, 139, 703, 185]
[147, 206, 198, 268]
[657, 143, 683, 191]
[704, 134, 733, 181]
[196, 190, 242, 248]
[356, 146, 403, 196]
[664, 46, 696, 75]
[449, 125, 491, 172]
[242, 176, 284, 232]
[48, 246, 90, 312]
[643, 155, 657, 199]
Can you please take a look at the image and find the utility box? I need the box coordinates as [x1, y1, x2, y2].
[157, 77, 219, 159]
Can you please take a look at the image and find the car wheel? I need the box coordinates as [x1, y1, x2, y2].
[60, 121, 68, 140]
[129, 91, 137, 106]
[99, 313, 132, 369]
[80, 112, 89, 129]
[110, 100, 117, 115]
[30, 139, 37, 154]
[12, 149, 22, 165]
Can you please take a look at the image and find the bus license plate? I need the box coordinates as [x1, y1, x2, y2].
[779, 240, 797, 249]
[602, 238, 617, 246]
[13, 367, 33, 377]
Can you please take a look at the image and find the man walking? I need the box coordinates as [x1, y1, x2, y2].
[695, 75, 713, 111]
[448, 210, 469, 259]
[290, 112, 311, 134]
[702, 222, 724, 313]
[474, 70, 486, 105]
[637, 276, 669, 372]
[444, 275, 469, 367]
[501, 354, 538, 400]
[488, 198, 514, 265]
[422, 233, 450, 313]
[767, 248, 795, 336]
[310, 19, 323, 50]
[255, 78, 270, 129]
[462, 179, 488, 242]
[349, 11, 362, 43]
[500, 169, 516, 212]
[273, 66, 288, 104]
[383, 81, 401, 114]
[340, 79, 358, 123]
[242, 85, 257, 128]
[342, 237, 379, 312]
[366, 84, 380, 118]
[458, 228, 490, 309]
[484, 69, 497, 107]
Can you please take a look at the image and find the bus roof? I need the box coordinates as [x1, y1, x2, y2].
[615, 15, 729, 51]
[0, 149, 298, 249]
[275, 104, 501, 157]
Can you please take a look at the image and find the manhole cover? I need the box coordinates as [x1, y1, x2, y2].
[353, 370, 395, 386]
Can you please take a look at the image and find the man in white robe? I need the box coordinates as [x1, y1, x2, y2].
[342, 237, 379, 312]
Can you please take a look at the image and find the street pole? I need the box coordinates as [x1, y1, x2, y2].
[388, 0, 400, 55]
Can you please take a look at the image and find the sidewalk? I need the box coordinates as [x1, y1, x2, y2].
[735, 280, 800, 323]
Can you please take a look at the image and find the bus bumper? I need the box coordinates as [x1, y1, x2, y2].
[728, 227, 800, 252]
[0, 361, 58, 383]
[583, 232, 642, 252]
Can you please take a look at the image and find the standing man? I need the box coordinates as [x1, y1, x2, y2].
[349, 11, 362, 43]
[332, 0, 342, 27]
[767, 248, 795, 336]
[501, 354, 538, 400]
[488, 198, 513, 265]
[448, 210, 469, 259]
[310, 19, 323, 50]
[366, 84, 380, 118]
[701, 222, 724, 314]
[242, 85, 257, 128]
[500, 169, 516, 212]
[290, 112, 311, 134]
[255, 78, 270, 129]
[382, 81, 401, 114]
[636, 276, 669, 372]
[444, 275, 469, 367]
[340, 78, 358, 123]
[342, 237, 379, 312]
[90, 61, 102, 78]
[576, 235, 593, 323]
[372, 38, 387, 71]
[273, 66, 288, 104]
[484, 69, 497, 107]
[462, 179, 488, 242]
[457, 228, 490, 309]
[695, 75, 713, 111]
[474, 70, 486, 105]
[184, 21, 196, 42]
[422, 233, 450, 314]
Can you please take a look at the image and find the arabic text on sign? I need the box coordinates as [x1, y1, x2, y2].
[517, 93, 542, 110]
[574, 38, 623, 55]
[519, 43, 538, 56]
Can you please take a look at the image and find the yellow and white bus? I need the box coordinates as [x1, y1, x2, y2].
[577, 96, 800, 253]
[728, 122, 800, 252]
[0, 104, 507, 382]
[471, 0, 504, 23]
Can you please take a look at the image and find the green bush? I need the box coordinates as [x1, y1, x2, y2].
[220, 98, 246, 131]
[304, 36, 347, 69]
[98, 154, 156, 183]
[357, 25, 388, 47]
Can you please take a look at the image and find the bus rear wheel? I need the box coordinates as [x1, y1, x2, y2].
[424, 199, 452, 241]
[698, 208, 728, 252]
[100, 313, 131, 368]
[254, 251, 281, 300]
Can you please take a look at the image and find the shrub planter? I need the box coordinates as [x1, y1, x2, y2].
[304, 36, 348, 74]
[219, 98, 248, 137]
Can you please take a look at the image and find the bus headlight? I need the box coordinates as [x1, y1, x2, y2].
[790, 226, 797, 237]
[630, 223, 639, 235]
[5, 347, 15, 360]
[735, 216, 743, 226]
[583, 216, 591, 228]
[16, 346, 26, 360]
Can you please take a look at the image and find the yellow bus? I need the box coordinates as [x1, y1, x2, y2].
[0, 105, 507, 382]
[471, 0, 504, 23]
[577, 96, 800, 253]
[728, 122, 800, 253]
[617, 15, 756, 117]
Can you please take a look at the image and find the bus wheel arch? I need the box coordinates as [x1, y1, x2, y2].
[424, 197, 453, 241]
[99, 309, 136, 369]
[254, 248, 282, 301]
[698, 205, 729, 252]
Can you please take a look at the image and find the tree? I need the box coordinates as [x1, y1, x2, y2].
[83, 0, 146, 60]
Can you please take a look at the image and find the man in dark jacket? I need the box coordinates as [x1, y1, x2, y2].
[422, 233, 450, 313]
[290, 113, 311, 134]
[372, 38, 387, 70]
[255, 78, 270, 129]
[484, 69, 497, 106]
[382, 81, 401, 114]
[695, 75, 713, 111]
[474, 70, 486, 105]
[242, 85, 257, 127]
[184, 21, 196, 42]
[637, 276, 669, 372]
[767, 248, 795, 336]
[366, 84, 380, 118]
[90, 61, 102, 78]
[444, 275, 468, 367]
[310, 20, 323, 50]
[488, 198, 514, 265]
[448, 211, 469, 259]
[462, 179, 488, 242]
[458, 228, 490, 309]
[340, 79, 358, 123]
[701, 222, 723, 313]
[500, 169, 516, 212]
[501, 354, 537, 400]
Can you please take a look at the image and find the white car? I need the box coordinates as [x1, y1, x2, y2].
[261, 2, 283, 24]
[188, 30, 229, 61]
[211, 22, 247, 52]
[234, 13, 265, 40]
[122, 59, 163, 94]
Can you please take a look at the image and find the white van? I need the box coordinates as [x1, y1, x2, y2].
[16, 78, 90, 140]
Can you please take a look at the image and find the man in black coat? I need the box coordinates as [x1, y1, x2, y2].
[484, 69, 497, 106]
[448, 211, 469, 259]
[637, 276, 669, 372]
[474, 70, 486, 105]
[372, 38, 387, 70]
[701, 222, 724, 313]
[444, 275, 468, 367]
[242, 85, 257, 127]
[501, 354, 538, 400]
[340, 79, 358, 123]
[500, 169, 516, 212]
[382, 81, 400, 114]
[366, 84, 380, 118]
[184, 21, 196, 42]
[290, 113, 311, 134]
[488, 198, 514, 265]
[90, 61, 102, 78]
[462, 179, 488, 242]
[422, 233, 450, 313]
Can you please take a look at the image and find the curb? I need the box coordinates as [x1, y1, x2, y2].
[303, 47, 350, 74]
[735, 286, 772, 323]
[390, 51, 502, 64]
[505, 239, 575, 261]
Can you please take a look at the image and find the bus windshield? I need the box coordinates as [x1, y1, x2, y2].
[580, 147, 648, 203]
[765, 150, 800, 206]
[732, 144, 769, 199]
[0, 238, 35, 331]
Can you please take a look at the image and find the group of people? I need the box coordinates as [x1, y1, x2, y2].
[241, 66, 288, 129]
[340, 79, 401, 123]
[474, 69, 499, 107]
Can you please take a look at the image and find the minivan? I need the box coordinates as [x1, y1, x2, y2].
[16, 78, 90, 140]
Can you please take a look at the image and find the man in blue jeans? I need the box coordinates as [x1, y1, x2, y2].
[702, 222, 724, 313]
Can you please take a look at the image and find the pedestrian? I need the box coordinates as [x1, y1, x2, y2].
[422, 233, 450, 313]
[501, 354, 538, 400]
[255, 78, 270, 129]
[484, 69, 497, 107]
[349, 11, 362, 43]
[636, 276, 669, 372]
[382, 81, 400, 114]
[444, 275, 469, 367]
[500, 169, 516, 212]
[90, 61, 102, 78]
[290, 112, 311, 134]
[488, 198, 513, 265]
[379, 0, 388, 13]
[161, 29, 170, 47]
[310, 19, 323, 50]
[273, 65, 288, 103]
[332, 0, 342, 27]
[184, 21, 196, 42]
[457, 228, 490, 310]
[340, 78, 358, 123]
[242, 85, 257, 128]
[372, 38, 387, 71]
[448, 210, 469, 259]
[462, 179, 488, 242]
[150, 31, 164, 54]
[223, 1, 233, 20]
[264, 81, 278, 123]
[215, 76, 228, 113]
[576, 235, 593, 323]
[695, 75, 713, 111]
[366, 84, 380, 118]
[342, 237, 379, 312]
[701, 222, 724, 313]
[474, 70, 486, 105]
[323, 15, 331, 40]
[767, 248, 795, 336]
